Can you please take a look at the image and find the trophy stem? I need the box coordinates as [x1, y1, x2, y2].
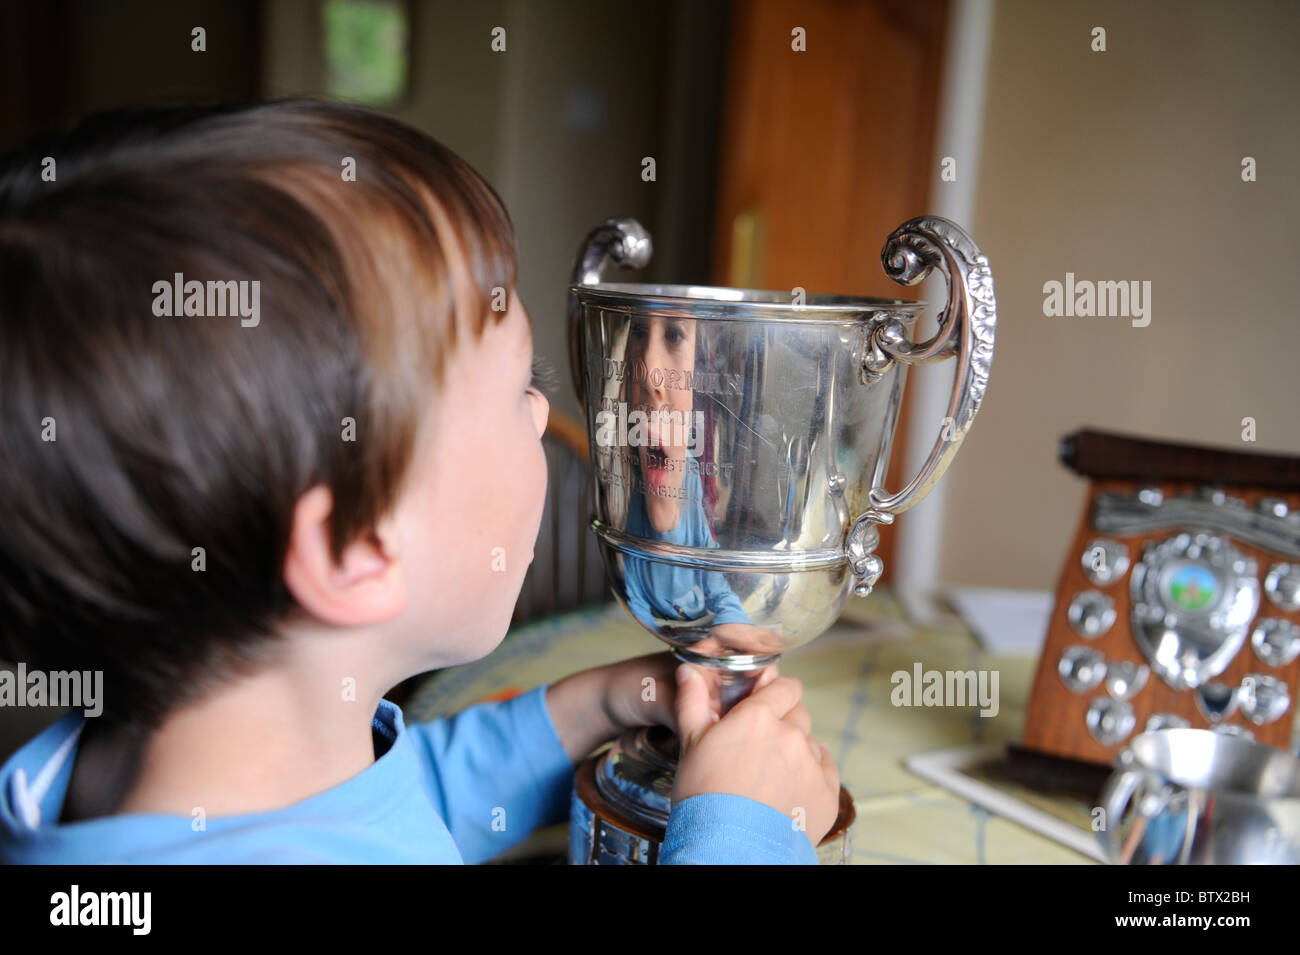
[716, 665, 769, 714]
[671, 646, 784, 715]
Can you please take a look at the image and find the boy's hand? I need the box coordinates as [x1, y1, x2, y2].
[671, 664, 841, 845]
[549, 653, 842, 844]
[600, 651, 740, 736]
[547, 651, 709, 763]
[548, 651, 768, 761]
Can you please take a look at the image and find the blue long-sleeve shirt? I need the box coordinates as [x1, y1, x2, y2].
[0, 685, 819, 864]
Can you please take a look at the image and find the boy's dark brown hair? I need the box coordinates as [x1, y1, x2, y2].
[0, 99, 518, 729]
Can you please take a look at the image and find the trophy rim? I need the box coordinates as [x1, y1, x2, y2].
[570, 281, 925, 319]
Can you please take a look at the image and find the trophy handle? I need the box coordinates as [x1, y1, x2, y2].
[567, 216, 653, 403]
[1096, 764, 1177, 863]
[846, 216, 996, 595]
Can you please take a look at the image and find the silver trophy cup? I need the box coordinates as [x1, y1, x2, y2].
[565, 215, 997, 864]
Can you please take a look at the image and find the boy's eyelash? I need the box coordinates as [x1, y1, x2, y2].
[530, 355, 558, 396]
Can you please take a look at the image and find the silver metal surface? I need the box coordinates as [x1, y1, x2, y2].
[595, 726, 676, 830]
[1136, 486, 1164, 507]
[1258, 498, 1289, 518]
[1082, 538, 1130, 586]
[1094, 489, 1300, 558]
[1130, 533, 1259, 690]
[1264, 562, 1300, 611]
[1099, 728, 1300, 863]
[1068, 590, 1116, 639]
[1144, 713, 1190, 733]
[565, 215, 997, 865]
[1086, 697, 1136, 746]
[1251, 617, 1300, 667]
[1105, 661, 1149, 702]
[567, 217, 652, 401]
[1211, 724, 1254, 740]
[1059, 645, 1107, 693]
[1194, 682, 1239, 723]
[569, 215, 997, 658]
[1238, 674, 1290, 726]
[568, 786, 659, 865]
[861, 218, 997, 515]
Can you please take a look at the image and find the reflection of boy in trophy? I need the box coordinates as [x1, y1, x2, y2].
[1124, 805, 1187, 864]
[616, 315, 781, 658]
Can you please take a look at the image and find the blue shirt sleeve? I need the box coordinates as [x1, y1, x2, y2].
[660, 793, 821, 864]
[403, 684, 576, 864]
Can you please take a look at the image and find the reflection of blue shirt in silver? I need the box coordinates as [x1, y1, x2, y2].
[1137, 804, 1187, 863]
[623, 465, 750, 627]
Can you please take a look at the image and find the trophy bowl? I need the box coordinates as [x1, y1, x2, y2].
[565, 215, 997, 864]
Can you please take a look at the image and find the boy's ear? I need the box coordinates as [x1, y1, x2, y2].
[283, 485, 406, 626]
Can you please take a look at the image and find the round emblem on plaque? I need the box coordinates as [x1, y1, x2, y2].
[1085, 697, 1135, 746]
[1081, 538, 1130, 586]
[1068, 590, 1116, 638]
[1264, 563, 1300, 612]
[1163, 562, 1219, 613]
[1251, 618, 1300, 667]
[1239, 674, 1290, 726]
[1130, 533, 1259, 690]
[1105, 661, 1149, 702]
[1058, 646, 1107, 693]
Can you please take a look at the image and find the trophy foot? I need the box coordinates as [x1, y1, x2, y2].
[569, 724, 857, 865]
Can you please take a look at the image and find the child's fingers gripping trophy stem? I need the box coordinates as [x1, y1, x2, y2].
[674, 664, 713, 749]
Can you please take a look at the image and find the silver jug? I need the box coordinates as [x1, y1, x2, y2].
[1098, 728, 1300, 864]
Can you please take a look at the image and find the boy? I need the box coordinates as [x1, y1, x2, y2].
[0, 100, 839, 864]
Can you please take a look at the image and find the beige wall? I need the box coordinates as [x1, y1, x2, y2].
[263, 0, 510, 186]
[491, 0, 669, 420]
[936, 0, 1300, 589]
[259, 0, 1299, 591]
[262, 0, 671, 421]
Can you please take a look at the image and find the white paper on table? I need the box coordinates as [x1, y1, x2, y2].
[946, 587, 1054, 656]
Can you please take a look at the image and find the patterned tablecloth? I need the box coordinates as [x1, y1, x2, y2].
[403, 591, 1099, 864]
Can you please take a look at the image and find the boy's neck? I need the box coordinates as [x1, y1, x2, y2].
[66, 644, 394, 822]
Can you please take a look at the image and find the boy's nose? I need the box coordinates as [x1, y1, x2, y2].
[645, 343, 670, 402]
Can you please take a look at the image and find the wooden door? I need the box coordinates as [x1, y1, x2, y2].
[713, 0, 949, 582]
